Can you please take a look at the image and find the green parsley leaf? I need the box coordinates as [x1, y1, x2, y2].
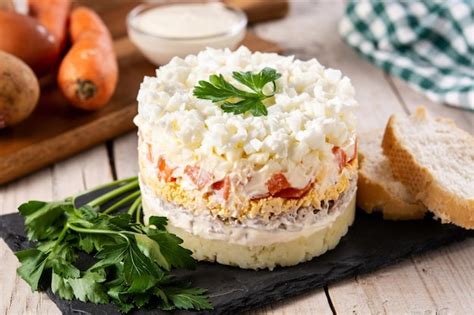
[77, 233, 113, 253]
[15, 177, 212, 313]
[91, 242, 129, 270]
[19, 200, 72, 241]
[52, 271, 74, 300]
[163, 286, 213, 311]
[193, 67, 281, 116]
[51, 258, 80, 278]
[148, 216, 168, 230]
[232, 67, 281, 95]
[15, 249, 48, 291]
[145, 228, 196, 270]
[135, 233, 171, 271]
[67, 270, 109, 304]
[123, 240, 162, 293]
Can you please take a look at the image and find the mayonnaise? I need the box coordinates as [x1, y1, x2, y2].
[127, 3, 247, 65]
[135, 3, 242, 38]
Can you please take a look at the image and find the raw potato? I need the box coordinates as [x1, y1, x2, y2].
[0, 51, 40, 128]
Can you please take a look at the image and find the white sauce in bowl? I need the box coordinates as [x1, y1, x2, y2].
[134, 3, 242, 38]
[127, 3, 247, 65]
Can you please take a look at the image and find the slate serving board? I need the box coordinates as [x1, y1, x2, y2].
[1, 190, 472, 314]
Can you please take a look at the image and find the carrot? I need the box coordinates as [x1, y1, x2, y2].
[29, 0, 71, 57]
[157, 158, 175, 182]
[58, 7, 118, 110]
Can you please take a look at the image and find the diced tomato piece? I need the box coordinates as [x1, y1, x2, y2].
[264, 173, 312, 199]
[332, 146, 347, 172]
[184, 165, 212, 189]
[267, 173, 291, 195]
[211, 176, 231, 200]
[211, 179, 224, 190]
[157, 157, 175, 182]
[274, 182, 312, 198]
[347, 138, 358, 164]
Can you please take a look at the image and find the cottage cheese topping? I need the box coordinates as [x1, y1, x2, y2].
[135, 46, 358, 199]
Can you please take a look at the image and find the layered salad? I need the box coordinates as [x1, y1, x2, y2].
[135, 47, 358, 269]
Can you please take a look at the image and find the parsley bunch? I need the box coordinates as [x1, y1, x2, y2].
[15, 176, 212, 313]
[193, 67, 282, 116]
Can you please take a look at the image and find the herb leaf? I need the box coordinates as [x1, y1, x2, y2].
[193, 67, 281, 116]
[145, 227, 196, 270]
[15, 249, 48, 291]
[232, 67, 281, 95]
[52, 271, 75, 300]
[163, 286, 213, 311]
[67, 270, 109, 304]
[19, 201, 71, 241]
[14, 177, 212, 313]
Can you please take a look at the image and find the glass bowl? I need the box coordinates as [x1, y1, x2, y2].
[127, 1, 247, 65]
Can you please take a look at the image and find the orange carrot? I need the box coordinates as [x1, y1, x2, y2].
[58, 7, 118, 110]
[29, 0, 71, 57]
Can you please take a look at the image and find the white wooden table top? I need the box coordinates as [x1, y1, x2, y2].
[1, 1, 473, 314]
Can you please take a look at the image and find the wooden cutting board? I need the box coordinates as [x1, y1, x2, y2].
[0, 5, 282, 185]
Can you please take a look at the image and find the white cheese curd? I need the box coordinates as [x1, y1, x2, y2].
[135, 46, 358, 200]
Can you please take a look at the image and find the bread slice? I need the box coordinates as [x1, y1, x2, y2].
[382, 107, 474, 229]
[357, 131, 427, 220]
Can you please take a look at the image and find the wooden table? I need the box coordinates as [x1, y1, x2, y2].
[1, 1, 473, 314]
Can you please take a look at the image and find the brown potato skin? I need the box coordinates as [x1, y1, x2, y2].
[0, 10, 58, 76]
[0, 51, 40, 128]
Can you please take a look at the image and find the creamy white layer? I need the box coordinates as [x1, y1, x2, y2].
[141, 176, 357, 246]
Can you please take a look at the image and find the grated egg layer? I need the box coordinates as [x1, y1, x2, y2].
[134, 46, 358, 203]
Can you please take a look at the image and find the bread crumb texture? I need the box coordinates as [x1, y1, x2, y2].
[357, 130, 427, 220]
[382, 106, 474, 229]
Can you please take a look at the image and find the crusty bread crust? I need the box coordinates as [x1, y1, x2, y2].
[357, 130, 426, 220]
[357, 171, 426, 220]
[382, 108, 474, 229]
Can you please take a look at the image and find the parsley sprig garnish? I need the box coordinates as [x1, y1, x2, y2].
[193, 67, 282, 116]
[15, 177, 212, 313]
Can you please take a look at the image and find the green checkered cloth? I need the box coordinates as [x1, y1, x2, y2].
[340, 0, 474, 111]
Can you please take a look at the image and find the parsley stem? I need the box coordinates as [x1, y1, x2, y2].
[128, 196, 142, 217]
[102, 190, 141, 214]
[51, 225, 69, 254]
[66, 223, 129, 241]
[87, 180, 139, 208]
[135, 204, 143, 224]
[72, 176, 138, 203]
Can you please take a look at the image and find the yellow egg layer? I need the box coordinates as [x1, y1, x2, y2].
[139, 157, 357, 221]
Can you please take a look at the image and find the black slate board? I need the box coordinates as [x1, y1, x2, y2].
[1, 192, 472, 314]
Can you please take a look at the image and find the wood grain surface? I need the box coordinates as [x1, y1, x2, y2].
[1, 1, 473, 315]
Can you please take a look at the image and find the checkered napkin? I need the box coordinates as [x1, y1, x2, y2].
[339, 0, 474, 111]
